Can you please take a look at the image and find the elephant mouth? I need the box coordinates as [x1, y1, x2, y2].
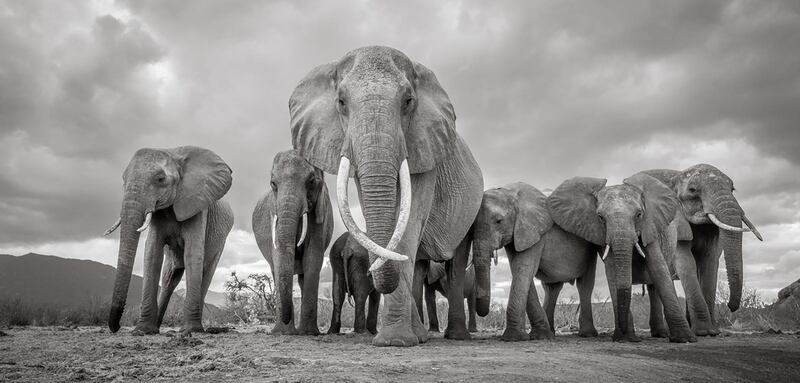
[600, 242, 646, 261]
[271, 212, 308, 249]
[335, 156, 411, 271]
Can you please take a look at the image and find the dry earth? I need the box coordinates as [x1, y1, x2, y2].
[0, 326, 798, 382]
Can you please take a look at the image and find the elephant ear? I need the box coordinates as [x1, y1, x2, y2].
[511, 182, 553, 252]
[289, 62, 343, 174]
[427, 261, 446, 284]
[547, 177, 607, 246]
[406, 62, 457, 174]
[623, 172, 679, 246]
[169, 146, 233, 221]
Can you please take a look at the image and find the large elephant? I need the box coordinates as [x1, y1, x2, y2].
[472, 182, 599, 341]
[643, 164, 762, 335]
[103, 146, 234, 335]
[548, 174, 696, 342]
[253, 150, 334, 335]
[289, 46, 484, 346]
[420, 261, 478, 333]
[328, 232, 381, 335]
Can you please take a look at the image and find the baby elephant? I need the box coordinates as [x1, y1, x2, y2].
[422, 261, 478, 333]
[328, 232, 381, 335]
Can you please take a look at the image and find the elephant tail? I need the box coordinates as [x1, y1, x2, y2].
[343, 256, 354, 307]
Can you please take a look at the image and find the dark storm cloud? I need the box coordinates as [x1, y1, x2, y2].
[1, 0, 798, 293]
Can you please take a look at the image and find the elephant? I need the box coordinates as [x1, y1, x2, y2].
[253, 149, 334, 335]
[327, 232, 381, 335]
[289, 46, 484, 346]
[471, 182, 599, 341]
[548, 174, 697, 342]
[103, 146, 234, 335]
[643, 164, 763, 336]
[419, 260, 478, 333]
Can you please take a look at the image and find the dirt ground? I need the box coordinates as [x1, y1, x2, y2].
[0, 326, 798, 382]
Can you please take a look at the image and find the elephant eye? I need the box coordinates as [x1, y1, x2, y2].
[597, 213, 605, 223]
[636, 211, 643, 220]
[688, 186, 697, 193]
[270, 181, 278, 191]
[337, 97, 348, 116]
[403, 96, 415, 112]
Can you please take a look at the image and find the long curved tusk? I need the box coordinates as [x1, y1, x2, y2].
[336, 157, 409, 267]
[634, 242, 646, 258]
[601, 245, 610, 261]
[136, 212, 152, 232]
[741, 215, 763, 241]
[369, 159, 413, 272]
[707, 213, 751, 233]
[297, 213, 308, 247]
[271, 215, 278, 249]
[104, 217, 121, 236]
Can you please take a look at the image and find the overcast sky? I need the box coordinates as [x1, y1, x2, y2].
[1, 0, 798, 301]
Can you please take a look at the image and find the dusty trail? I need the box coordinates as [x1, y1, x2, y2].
[0, 327, 798, 382]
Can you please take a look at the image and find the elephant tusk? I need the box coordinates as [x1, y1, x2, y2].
[601, 245, 610, 261]
[707, 213, 751, 234]
[104, 217, 121, 236]
[297, 213, 308, 247]
[271, 215, 278, 249]
[741, 215, 763, 241]
[136, 212, 152, 232]
[493, 250, 499, 266]
[336, 157, 409, 269]
[635, 242, 646, 258]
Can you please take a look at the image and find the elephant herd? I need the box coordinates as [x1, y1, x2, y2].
[102, 46, 762, 347]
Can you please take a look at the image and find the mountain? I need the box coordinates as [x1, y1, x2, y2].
[0, 253, 224, 308]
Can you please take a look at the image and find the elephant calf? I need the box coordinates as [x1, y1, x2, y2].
[420, 261, 478, 333]
[328, 232, 381, 335]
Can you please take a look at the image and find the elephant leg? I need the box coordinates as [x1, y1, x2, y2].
[644, 242, 697, 343]
[413, 259, 428, 324]
[181, 212, 208, 335]
[425, 283, 440, 332]
[647, 284, 669, 338]
[605, 259, 640, 342]
[502, 248, 537, 342]
[271, 271, 297, 335]
[674, 241, 715, 336]
[327, 262, 344, 334]
[444, 237, 471, 340]
[576, 254, 599, 337]
[697, 250, 721, 334]
[353, 291, 368, 334]
[542, 282, 563, 334]
[467, 290, 478, 333]
[134, 228, 166, 335]
[367, 289, 380, 335]
[526, 278, 554, 340]
[157, 247, 184, 328]
[298, 251, 323, 335]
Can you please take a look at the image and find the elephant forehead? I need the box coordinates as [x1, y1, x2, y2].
[685, 164, 732, 184]
[272, 151, 314, 178]
[342, 48, 411, 89]
[481, 190, 513, 212]
[597, 185, 642, 210]
[125, 149, 173, 178]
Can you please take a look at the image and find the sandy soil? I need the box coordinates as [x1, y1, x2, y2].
[0, 326, 798, 382]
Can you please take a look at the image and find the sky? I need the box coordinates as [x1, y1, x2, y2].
[0, 0, 798, 302]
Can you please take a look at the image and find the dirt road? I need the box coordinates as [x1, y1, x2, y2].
[0, 326, 798, 382]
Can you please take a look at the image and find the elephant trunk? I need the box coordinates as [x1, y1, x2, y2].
[108, 193, 147, 333]
[472, 242, 492, 317]
[710, 192, 744, 312]
[610, 235, 634, 337]
[274, 198, 301, 325]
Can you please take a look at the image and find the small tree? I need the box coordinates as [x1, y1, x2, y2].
[224, 272, 277, 324]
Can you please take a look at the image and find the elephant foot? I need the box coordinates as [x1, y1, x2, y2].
[132, 323, 159, 336]
[429, 324, 440, 333]
[612, 329, 641, 343]
[352, 327, 368, 334]
[444, 323, 471, 340]
[530, 327, 555, 341]
[692, 323, 720, 337]
[180, 323, 205, 337]
[468, 325, 478, 333]
[670, 327, 698, 343]
[297, 326, 321, 336]
[326, 325, 341, 335]
[367, 327, 378, 335]
[578, 328, 599, 338]
[650, 327, 670, 338]
[501, 328, 529, 342]
[271, 321, 297, 335]
[373, 322, 425, 347]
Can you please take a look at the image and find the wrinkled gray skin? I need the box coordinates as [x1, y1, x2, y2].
[472, 183, 599, 341]
[106, 146, 234, 336]
[548, 174, 696, 343]
[419, 261, 477, 333]
[289, 46, 483, 346]
[328, 232, 381, 335]
[644, 164, 762, 336]
[253, 150, 334, 335]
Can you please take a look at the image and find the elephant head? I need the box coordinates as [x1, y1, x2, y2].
[471, 183, 553, 317]
[289, 46, 456, 293]
[645, 164, 762, 311]
[267, 150, 328, 324]
[548, 174, 677, 337]
[103, 146, 232, 332]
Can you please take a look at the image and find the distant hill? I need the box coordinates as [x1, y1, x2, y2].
[0, 253, 224, 308]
